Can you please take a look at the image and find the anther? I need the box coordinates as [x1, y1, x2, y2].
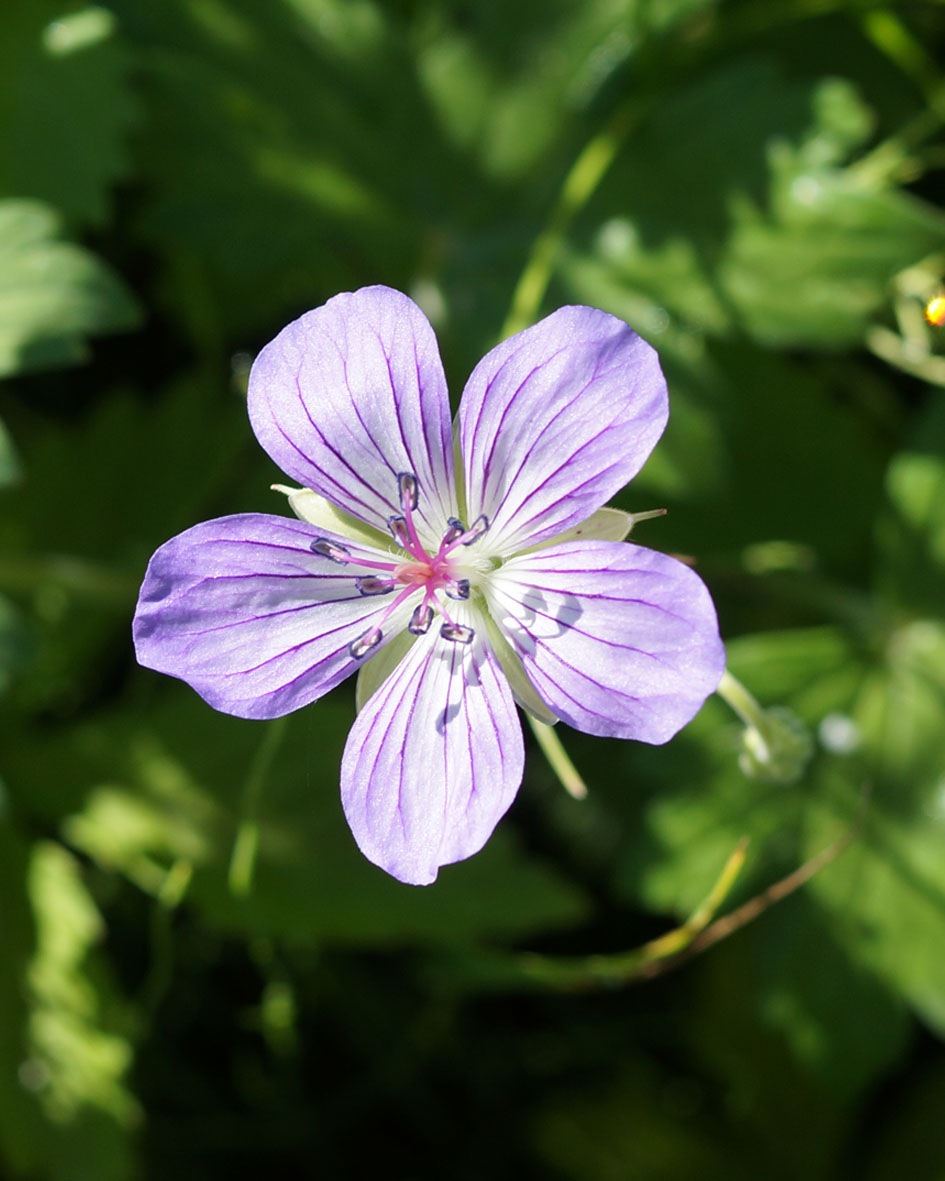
[310, 538, 350, 564]
[441, 622, 474, 645]
[446, 579, 470, 601]
[443, 518, 466, 545]
[355, 576, 394, 596]
[408, 602, 434, 635]
[397, 472, 419, 512]
[348, 627, 383, 659]
[460, 515, 489, 545]
[387, 515, 411, 549]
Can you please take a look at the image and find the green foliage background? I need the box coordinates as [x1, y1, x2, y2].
[3, 0, 945, 1176]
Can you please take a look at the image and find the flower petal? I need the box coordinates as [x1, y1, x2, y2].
[486, 540, 725, 743]
[248, 286, 457, 540]
[341, 607, 524, 885]
[133, 513, 413, 719]
[458, 306, 667, 553]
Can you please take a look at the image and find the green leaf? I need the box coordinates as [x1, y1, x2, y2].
[0, 825, 138, 1181]
[566, 63, 945, 348]
[0, 200, 139, 378]
[875, 397, 945, 616]
[720, 146, 945, 348]
[0, 594, 34, 697]
[0, 820, 44, 1177]
[752, 895, 909, 1097]
[0, 417, 22, 487]
[26, 843, 139, 1133]
[18, 691, 589, 947]
[0, 1, 135, 226]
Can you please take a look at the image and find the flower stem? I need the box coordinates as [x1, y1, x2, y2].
[431, 790, 868, 993]
[139, 859, 193, 1022]
[501, 99, 640, 340]
[228, 714, 289, 897]
[527, 716, 587, 800]
[716, 668, 765, 732]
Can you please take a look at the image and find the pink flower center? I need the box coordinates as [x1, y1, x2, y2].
[309, 472, 489, 659]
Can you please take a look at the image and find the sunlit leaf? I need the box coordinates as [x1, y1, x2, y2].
[566, 63, 945, 347]
[0, 200, 139, 378]
[0, 827, 138, 1181]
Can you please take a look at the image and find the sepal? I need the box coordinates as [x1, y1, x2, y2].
[272, 485, 392, 550]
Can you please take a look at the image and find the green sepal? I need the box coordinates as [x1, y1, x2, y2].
[523, 506, 635, 552]
[272, 485, 391, 550]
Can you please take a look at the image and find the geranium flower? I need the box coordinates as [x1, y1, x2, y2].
[134, 286, 724, 885]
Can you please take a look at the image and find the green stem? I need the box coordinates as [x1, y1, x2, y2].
[716, 667, 776, 761]
[433, 791, 866, 994]
[716, 669, 767, 732]
[139, 859, 192, 1021]
[228, 715, 289, 897]
[501, 99, 640, 340]
[527, 716, 587, 800]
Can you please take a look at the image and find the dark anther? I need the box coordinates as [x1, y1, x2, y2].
[397, 472, 419, 512]
[349, 628, 382, 659]
[460, 515, 489, 545]
[408, 602, 434, 635]
[387, 515, 411, 548]
[310, 538, 350, 564]
[441, 622, 474, 645]
[355, 576, 394, 596]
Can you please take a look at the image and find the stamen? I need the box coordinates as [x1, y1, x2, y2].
[349, 627, 383, 659]
[408, 602, 434, 635]
[441, 622, 474, 645]
[355, 576, 394, 596]
[440, 514, 490, 556]
[445, 579, 470, 601]
[387, 515, 411, 549]
[310, 538, 350, 565]
[460, 515, 489, 545]
[397, 472, 419, 512]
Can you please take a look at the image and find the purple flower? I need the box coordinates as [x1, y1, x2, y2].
[134, 286, 724, 885]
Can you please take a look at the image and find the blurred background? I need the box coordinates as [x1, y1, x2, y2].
[3, 0, 945, 1177]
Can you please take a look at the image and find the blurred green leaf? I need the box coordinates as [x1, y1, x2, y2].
[0, 820, 44, 1177]
[624, 339, 891, 574]
[116, 0, 424, 331]
[0, 417, 22, 487]
[875, 397, 945, 616]
[415, 0, 645, 178]
[566, 63, 945, 347]
[0, 594, 34, 696]
[0, 1, 134, 226]
[0, 200, 139, 378]
[623, 628, 864, 916]
[0, 827, 138, 1181]
[753, 895, 910, 1097]
[27, 842, 139, 1130]
[532, 1059, 762, 1181]
[16, 691, 589, 946]
[0, 378, 246, 717]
